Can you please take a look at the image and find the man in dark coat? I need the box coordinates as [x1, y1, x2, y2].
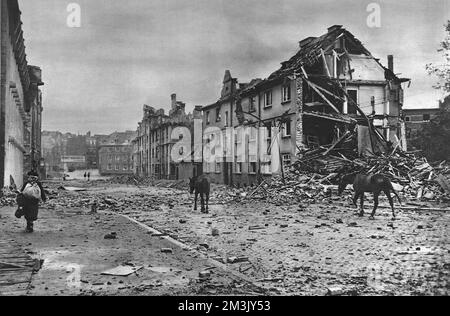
[16, 171, 46, 233]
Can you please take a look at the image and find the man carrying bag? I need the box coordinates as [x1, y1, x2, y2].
[16, 171, 47, 233]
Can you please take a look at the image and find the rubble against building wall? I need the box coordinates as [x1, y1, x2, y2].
[237, 148, 450, 206]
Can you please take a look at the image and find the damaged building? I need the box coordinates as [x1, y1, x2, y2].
[0, 0, 44, 188]
[134, 94, 202, 180]
[203, 25, 410, 186]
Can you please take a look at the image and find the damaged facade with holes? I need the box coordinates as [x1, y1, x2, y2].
[0, 0, 44, 188]
[203, 25, 410, 186]
[134, 94, 203, 180]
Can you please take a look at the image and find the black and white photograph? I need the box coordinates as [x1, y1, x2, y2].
[0, 0, 449, 301]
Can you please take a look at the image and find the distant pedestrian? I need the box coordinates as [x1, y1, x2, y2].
[84, 172, 87, 180]
[16, 171, 46, 233]
[87, 172, 91, 182]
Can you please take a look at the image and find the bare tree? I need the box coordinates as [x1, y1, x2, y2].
[426, 20, 450, 94]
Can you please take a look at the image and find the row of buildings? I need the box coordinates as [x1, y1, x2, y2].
[134, 94, 203, 180]
[42, 130, 136, 178]
[133, 25, 411, 186]
[0, 0, 44, 188]
[403, 95, 450, 140]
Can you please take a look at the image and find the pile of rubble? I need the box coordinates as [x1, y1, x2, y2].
[99, 175, 153, 186]
[95, 176, 189, 191]
[0, 189, 18, 207]
[243, 146, 450, 205]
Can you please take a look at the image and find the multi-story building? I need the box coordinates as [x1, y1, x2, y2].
[202, 25, 410, 186]
[0, 0, 43, 188]
[24, 65, 44, 175]
[403, 95, 449, 142]
[85, 131, 98, 169]
[404, 108, 442, 141]
[134, 94, 202, 180]
[98, 144, 134, 176]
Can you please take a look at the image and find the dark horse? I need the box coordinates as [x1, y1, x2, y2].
[338, 173, 401, 219]
[189, 175, 210, 213]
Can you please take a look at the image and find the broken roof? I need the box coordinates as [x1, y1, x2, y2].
[264, 25, 407, 84]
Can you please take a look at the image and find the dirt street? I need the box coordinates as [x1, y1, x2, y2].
[1, 180, 449, 296]
[0, 199, 261, 296]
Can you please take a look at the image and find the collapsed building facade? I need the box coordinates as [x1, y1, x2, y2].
[0, 0, 44, 188]
[134, 94, 202, 180]
[203, 25, 410, 186]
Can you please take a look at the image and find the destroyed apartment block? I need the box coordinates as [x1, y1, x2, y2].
[203, 25, 412, 187]
[133, 94, 203, 181]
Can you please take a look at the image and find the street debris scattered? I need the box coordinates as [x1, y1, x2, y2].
[104, 232, 117, 240]
[101, 265, 143, 276]
[161, 248, 174, 254]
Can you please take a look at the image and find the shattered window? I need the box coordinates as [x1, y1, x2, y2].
[261, 162, 271, 174]
[216, 108, 221, 122]
[282, 84, 291, 103]
[282, 120, 291, 137]
[235, 162, 242, 174]
[282, 154, 292, 167]
[249, 97, 256, 112]
[264, 90, 273, 107]
[249, 162, 257, 174]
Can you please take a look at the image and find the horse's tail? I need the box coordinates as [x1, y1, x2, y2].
[389, 182, 402, 205]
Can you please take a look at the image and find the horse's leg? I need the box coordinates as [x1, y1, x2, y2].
[352, 192, 359, 207]
[200, 193, 205, 213]
[194, 192, 198, 211]
[205, 192, 210, 213]
[385, 189, 396, 219]
[370, 191, 380, 219]
[359, 193, 365, 217]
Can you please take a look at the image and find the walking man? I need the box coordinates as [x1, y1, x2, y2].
[16, 171, 47, 233]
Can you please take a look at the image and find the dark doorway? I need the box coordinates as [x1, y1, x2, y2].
[223, 162, 229, 185]
[347, 89, 358, 114]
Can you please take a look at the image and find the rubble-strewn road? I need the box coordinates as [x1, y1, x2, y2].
[2, 179, 449, 296]
[0, 202, 262, 296]
[33, 180, 449, 296]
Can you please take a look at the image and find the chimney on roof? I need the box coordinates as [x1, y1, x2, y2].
[171, 93, 177, 111]
[194, 106, 203, 119]
[299, 37, 317, 49]
[388, 55, 394, 73]
[327, 25, 343, 33]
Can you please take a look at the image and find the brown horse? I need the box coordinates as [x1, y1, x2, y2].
[189, 175, 210, 213]
[338, 173, 401, 219]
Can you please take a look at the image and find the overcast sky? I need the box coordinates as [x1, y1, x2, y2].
[20, 0, 449, 134]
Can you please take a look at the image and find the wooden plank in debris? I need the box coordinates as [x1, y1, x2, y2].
[322, 131, 351, 156]
[321, 49, 331, 78]
[305, 80, 341, 114]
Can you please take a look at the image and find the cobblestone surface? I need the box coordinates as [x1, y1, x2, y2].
[98, 185, 450, 296]
[18, 181, 449, 296]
